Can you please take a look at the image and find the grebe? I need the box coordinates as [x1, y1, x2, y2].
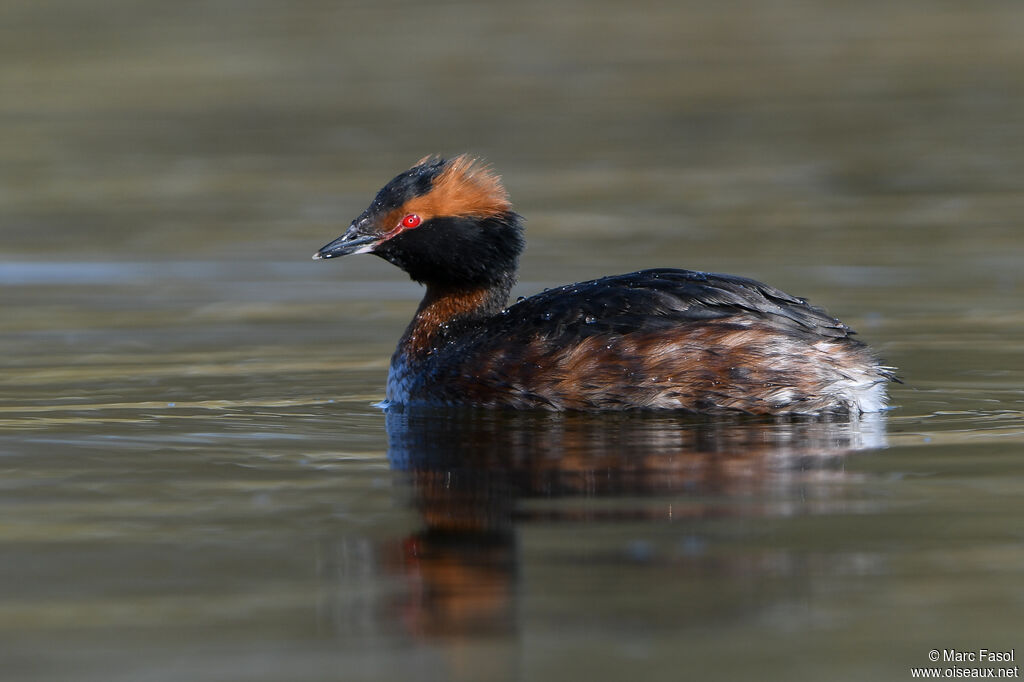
[314, 155, 895, 414]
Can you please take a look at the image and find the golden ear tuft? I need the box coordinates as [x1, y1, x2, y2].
[406, 154, 512, 219]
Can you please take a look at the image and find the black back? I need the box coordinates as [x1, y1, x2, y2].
[474, 268, 853, 345]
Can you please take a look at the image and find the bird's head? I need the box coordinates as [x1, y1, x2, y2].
[314, 155, 524, 287]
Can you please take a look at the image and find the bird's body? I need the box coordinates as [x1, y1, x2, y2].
[315, 156, 895, 415]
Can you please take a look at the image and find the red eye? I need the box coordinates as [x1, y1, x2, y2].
[401, 214, 421, 229]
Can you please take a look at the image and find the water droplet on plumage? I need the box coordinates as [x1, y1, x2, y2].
[541, 312, 552, 321]
[584, 315, 597, 324]
[516, 296, 526, 302]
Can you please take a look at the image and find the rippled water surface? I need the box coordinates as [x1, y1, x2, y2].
[3, 1, 1024, 681]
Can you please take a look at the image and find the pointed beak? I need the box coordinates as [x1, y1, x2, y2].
[312, 225, 380, 260]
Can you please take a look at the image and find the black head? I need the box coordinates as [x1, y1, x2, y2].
[315, 155, 525, 288]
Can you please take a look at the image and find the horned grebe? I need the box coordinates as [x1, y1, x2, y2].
[314, 155, 895, 414]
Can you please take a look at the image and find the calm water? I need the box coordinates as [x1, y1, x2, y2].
[3, 1, 1024, 681]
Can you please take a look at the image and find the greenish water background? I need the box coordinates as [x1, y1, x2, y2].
[2, 1, 1023, 680]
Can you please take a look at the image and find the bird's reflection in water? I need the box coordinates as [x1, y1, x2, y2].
[381, 407, 888, 645]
